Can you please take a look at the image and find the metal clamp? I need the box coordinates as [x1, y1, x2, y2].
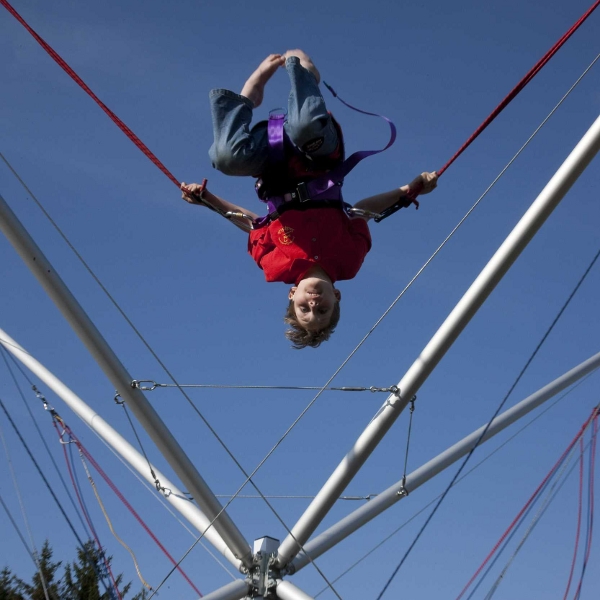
[347, 207, 383, 220]
[131, 379, 159, 391]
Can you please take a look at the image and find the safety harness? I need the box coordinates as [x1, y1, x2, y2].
[193, 84, 418, 228]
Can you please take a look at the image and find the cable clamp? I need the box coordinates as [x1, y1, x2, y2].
[409, 395, 417, 412]
[397, 476, 409, 497]
[396, 486, 409, 498]
[131, 380, 159, 391]
[114, 392, 124, 405]
[347, 207, 382, 220]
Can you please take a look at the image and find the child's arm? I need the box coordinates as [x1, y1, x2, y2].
[181, 183, 259, 233]
[352, 172, 438, 220]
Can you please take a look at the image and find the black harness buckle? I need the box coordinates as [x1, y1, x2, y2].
[290, 182, 310, 202]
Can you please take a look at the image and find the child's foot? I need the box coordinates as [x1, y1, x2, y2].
[283, 49, 320, 83]
[240, 54, 285, 108]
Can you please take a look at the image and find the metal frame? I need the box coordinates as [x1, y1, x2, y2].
[1, 112, 599, 597]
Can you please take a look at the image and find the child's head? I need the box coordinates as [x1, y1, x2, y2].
[284, 272, 341, 349]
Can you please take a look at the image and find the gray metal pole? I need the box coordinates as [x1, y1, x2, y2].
[199, 580, 251, 600]
[276, 113, 600, 568]
[289, 351, 600, 572]
[0, 327, 243, 571]
[0, 193, 253, 569]
[276, 580, 316, 600]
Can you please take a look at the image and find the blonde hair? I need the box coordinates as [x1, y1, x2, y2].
[283, 299, 341, 349]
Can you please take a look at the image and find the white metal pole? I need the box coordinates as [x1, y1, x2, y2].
[289, 351, 600, 572]
[198, 579, 250, 600]
[276, 114, 600, 568]
[0, 192, 253, 569]
[0, 327, 243, 571]
[276, 580, 315, 600]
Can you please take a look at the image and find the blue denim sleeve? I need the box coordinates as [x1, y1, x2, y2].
[284, 56, 339, 157]
[208, 88, 269, 177]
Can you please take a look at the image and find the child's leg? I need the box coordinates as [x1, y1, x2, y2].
[284, 52, 339, 157]
[208, 55, 284, 177]
[208, 90, 268, 177]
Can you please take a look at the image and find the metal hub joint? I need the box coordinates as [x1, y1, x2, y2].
[250, 536, 281, 598]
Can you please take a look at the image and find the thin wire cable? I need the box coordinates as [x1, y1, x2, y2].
[400, 397, 416, 491]
[0, 421, 51, 600]
[313, 375, 596, 597]
[0, 346, 93, 538]
[133, 382, 394, 393]
[375, 246, 600, 599]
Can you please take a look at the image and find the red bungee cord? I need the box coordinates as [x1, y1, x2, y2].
[0, 0, 180, 189]
[437, 0, 600, 178]
[2, 0, 599, 194]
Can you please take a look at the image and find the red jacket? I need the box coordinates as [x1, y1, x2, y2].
[248, 208, 372, 284]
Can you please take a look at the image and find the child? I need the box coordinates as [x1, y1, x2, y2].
[183, 50, 438, 348]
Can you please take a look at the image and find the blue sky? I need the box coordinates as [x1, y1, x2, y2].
[1, 0, 600, 598]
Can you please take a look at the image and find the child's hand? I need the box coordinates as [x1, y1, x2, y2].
[181, 181, 207, 205]
[409, 172, 438, 195]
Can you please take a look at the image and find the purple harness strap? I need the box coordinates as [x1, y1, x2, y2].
[267, 111, 285, 165]
[253, 84, 397, 228]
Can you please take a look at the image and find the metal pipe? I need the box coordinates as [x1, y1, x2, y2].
[0, 192, 253, 568]
[199, 580, 251, 600]
[276, 113, 600, 567]
[0, 327, 242, 571]
[290, 351, 600, 572]
[276, 580, 315, 600]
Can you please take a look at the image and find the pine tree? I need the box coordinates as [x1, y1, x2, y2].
[16, 541, 61, 600]
[62, 540, 132, 600]
[9, 541, 148, 600]
[0, 567, 25, 600]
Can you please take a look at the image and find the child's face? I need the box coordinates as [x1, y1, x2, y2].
[288, 276, 341, 331]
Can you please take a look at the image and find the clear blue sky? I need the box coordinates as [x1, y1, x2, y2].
[1, 0, 600, 598]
